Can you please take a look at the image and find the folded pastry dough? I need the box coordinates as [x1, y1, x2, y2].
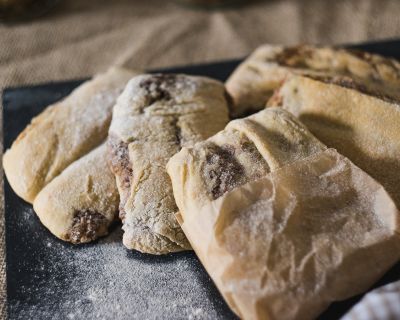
[167, 108, 400, 320]
[267, 74, 400, 208]
[3, 67, 137, 203]
[226, 44, 400, 117]
[34, 144, 119, 243]
[107, 73, 230, 254]
[168, 107, 326, 204]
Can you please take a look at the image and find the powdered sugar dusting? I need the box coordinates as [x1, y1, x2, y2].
[7, 205, 234, 319]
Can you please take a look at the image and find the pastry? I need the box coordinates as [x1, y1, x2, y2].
[267, 74, 400, 208]
[167, 107, 326, 210]
[167, 107, 400, 320]
[107, 73, 230, 254]
[33, 144, 119, 244]
[3, 67, 137, 203]
[226, 44, 400, 117]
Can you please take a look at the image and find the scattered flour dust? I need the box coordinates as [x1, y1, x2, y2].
[8, 207, 234, 319]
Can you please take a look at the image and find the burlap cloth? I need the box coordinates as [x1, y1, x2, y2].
[1, 0, 400, 318]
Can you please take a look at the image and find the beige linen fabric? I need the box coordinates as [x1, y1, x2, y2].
[1, 0, 400, 317]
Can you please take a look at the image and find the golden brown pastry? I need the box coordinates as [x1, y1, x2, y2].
[33, 144, 119, 244]
[267, 74, 400, 208]
[3, 67, 137, 203]
[167, 107, 326, 205]
[167, 107, 326, 211]
[107, 73, 230, 254]
[226, 44, 400, 117]
[167, 107, 400, 320]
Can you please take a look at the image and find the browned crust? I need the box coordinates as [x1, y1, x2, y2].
[304, 74, 399, 104]
[274, 45, 313, 68]
[274, 45, 400, 74]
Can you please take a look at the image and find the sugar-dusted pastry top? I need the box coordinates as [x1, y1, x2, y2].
[267, 73, 400, 208]
[226, 44, 400, 117]
[167, 107, 326, 210]
[33, 144, 119, 244]
[167, 107, 400, 320]
[3, 67, 137, 203]
[107, 73, 230, 254]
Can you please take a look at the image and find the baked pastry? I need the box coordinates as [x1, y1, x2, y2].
[33, 144, 119, 244]
[167, 107, 326, 210]
[3, 67, 137, 203]
[267, 74, 400, 208]
[226, 44, 400, 117]
[107, 73, 230, 254]
[167, 108, 400, 320]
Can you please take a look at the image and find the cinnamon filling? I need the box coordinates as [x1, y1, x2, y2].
[68, 210, 107, 243]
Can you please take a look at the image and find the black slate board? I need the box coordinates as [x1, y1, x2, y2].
[4, 39, 400, 320]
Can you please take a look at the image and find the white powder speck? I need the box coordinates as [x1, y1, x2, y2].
[8, 209, 235, 320]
